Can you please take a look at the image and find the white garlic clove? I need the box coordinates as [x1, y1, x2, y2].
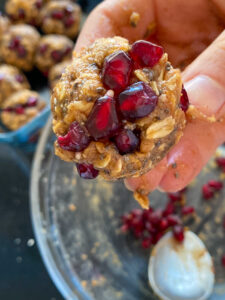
[148, 231, 215, 300]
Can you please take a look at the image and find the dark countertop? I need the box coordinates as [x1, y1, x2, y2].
[0, 144, 63, 300]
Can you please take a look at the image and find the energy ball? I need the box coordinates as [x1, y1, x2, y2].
[0, 24, 40, 71]
[40, 0, 81, 39]
[35, 34, 73, 75]
[0, 13, 10, 38]
[48, 60, 70, 89]
[51, 37, 187, 181]
[5, 0, 45, 26]
[0, 64, 30, 107]
[1, 89, 46, 130]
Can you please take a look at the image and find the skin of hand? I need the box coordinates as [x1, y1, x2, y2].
[75, 0, 225, 193]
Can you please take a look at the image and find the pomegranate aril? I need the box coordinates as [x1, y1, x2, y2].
[130, 40, 164, 68]
[76, 163, 99, 179]
[159, 218, 169, 231]
[35, 0, 43, 9]
[148, 210, 162, 225]
[173, 225, 184, 242]
[131, 209, 142, 218]
[145, 222, 156, 234]
[15, 106, 25, 114]
[134, 228, 144, 239]
[17, 45, 27, 58]
[202, 184, 214, 200]
[222, 254, 225, 268]
[168, 192, 182, 202]
[86, 95, 120, 140]
[102, 51, 133, 94]
[208, 180, 223, 191]
[63, 46, 72, 56]
[15, 74, 24, 83]
[64, 6, 73, 15]
[9, 37, 20, 50]
[216, 157, 225, 168]
[181, 206, 195, 216]
[163, 202, 175, 217]
[142, 238, 152, 249]
[121, 224, 129, 233]
[118, 81, 158, 120]
[27, 96, 38, 107]
[114, 129, 139, 155]
[167, 214, 182, 226]
[51, 50, 63, 62]
[64, 16, 75, 28]
[51, 10, 64, 20]
[58, 121, 91, 152]
[180, 86, 189, 112]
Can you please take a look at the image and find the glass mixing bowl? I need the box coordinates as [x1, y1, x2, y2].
[31, 118, 225, 300]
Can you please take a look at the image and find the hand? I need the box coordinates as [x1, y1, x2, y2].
[75, 0, 225, 193]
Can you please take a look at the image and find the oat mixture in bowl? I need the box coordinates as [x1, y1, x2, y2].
[51, 37, 188, 196]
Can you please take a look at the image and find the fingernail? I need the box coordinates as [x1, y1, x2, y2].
[184, 75, 225, 119]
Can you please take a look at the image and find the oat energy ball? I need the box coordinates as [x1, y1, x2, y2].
[48, 60, 70, 89]
[0, 25, 40, 71]
[40, 0, 81, 39]
[1, 89, 46, 130]
[0, 13, 10, 38]
[5, 0, 45, 26]
[0, 64, 30, 107]
[52, 37, 187, 181]
[35, 35, 73, 74]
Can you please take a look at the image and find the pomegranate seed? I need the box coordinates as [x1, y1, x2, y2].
[143, 208, 154, 220]
[168, 192, 182, 202]
[134, 228, 144, 239]
[39, 44, 48, 55]
[63, 46, 72, 56]
[58, 121, 91, 152]
[51, 50, 63, 62]
[131, 209, 142, 218]
[35, 0, 43, 9]
[9, 37, 20, 50]
[167, 215, 182, 226]
[51, 10, 64, 20]
[173, 225, 185, 243]
[15, 74, 24, 83]
[145, 222, 156, 234]
[142, 238, 152, 249]
[148, 210, 162, 225]
[64, 6, 73, 15]
[64, 16, 75, 28]
[208, 180, 223, 191]
[15, 106, 25, 114]
[42, 70, 49, 77]
[3, 107, 13, 112]
[130, 40, 164, 68]
[130, 217, 144, 230]
[76, 163, 99, 179]
[118, 81, 158, 120]
[121, 224, 129, 233]
[17, 45, 27, 58]
[180, 86, 189, 112]
[202, 184, 214, 200]
[181, 206, 195, 216]
[163, 202, 175, 217]
[155, 231, 164, 243]
[86, 95, 120, 140]
[222, 254, 225, 268]
[114, 129, 139, 154]
[102, 51, 133, 94]
[18, 8, 25, 19]
[159, 218, 169, 231]
[27, 96, 38, 107]
[216, 157, 225, 168]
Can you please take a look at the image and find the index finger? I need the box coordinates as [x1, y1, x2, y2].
[75, 0, 154, 51]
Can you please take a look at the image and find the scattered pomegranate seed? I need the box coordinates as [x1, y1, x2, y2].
[51, 10, 64, 20]
[142, 238, 152, 249]
[159, 218, 169, 231]
[163, 202, 175, 217]
[86, 95, 120, 140]
[15, 74, 24, 83]
[222, 254, 225, 268]
[64, 16, 75, 28]
[130, 40, 164, 68]
[202, 184, 214, 200]
[27, 96, 38, 107]
[208, 180, 223, 191]
[148, 210, 162, 226]
[167, 215, 182, 226]
[51, 50, 63, 62]
[118, 81, 158, 121]
[39, 44, 48, 55]
[64, 6, 73, 15]
[76, 163, 99, 179]
[18, 8, 25, 19]
[114, 129, 139, 154]
[180, 86, 189, 112]
[102, 51, 133, 94]
[58, 121, 91, 152]
[181, 206, 195, 216]
[168, 192, 182, 202]
[173, 225, 185, 243]
[215, 157, 225, 168]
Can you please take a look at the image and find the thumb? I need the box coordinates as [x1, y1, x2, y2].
[159, 29, 225, 192]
